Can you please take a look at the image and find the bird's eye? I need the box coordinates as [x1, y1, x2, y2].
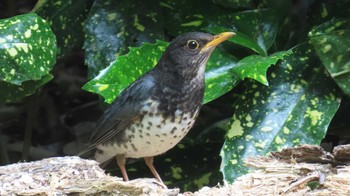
[187, 40, 199, 50]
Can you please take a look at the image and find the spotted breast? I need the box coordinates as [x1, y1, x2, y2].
[94, 99, 200, 163]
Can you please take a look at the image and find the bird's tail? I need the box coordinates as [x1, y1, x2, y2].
[77, 146, 95, 159]
[78, 147, 115, 169]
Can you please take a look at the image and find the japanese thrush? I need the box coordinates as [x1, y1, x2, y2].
[80, 32, 235, 184]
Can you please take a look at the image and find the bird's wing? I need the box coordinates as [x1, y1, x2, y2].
[79, 75, 157, 156]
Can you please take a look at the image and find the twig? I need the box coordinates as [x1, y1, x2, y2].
[282, 172, 320, 193]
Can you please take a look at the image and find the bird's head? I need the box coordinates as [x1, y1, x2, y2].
[156, 32, 235, 80]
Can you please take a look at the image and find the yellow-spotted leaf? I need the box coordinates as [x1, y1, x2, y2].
[216, 9, 278, 55]
[204, 49, 239, 104]
[309, 18, 350, 96]
[207, 26, 266, 56]
[34, 0, 94, 57]
[161, 0, 278, 55]
[0, 74, 53, 103]
[233, 51, 292, 85]
[0, 13, 56, 85]
[84, 0, 164, 77]
[82, 41, 168, 103]
[220, 43, 341, 182]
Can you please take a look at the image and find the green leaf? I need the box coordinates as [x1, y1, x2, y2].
[0, 13, 56, 85]
[0, 74, 53, 103]
[207, 26, 266, 55]
[161, 0, 220, 35]
[204, 49, 239, 104]
[233, 50, 292, 85]
[309, 18, 350, 96]
[216, 9, 278, 55]
[82, 40, 168, 103]
[264, 0, 295, 49]
[84, 0, 164, 77]
[34, 0, 94, 57]
[220, 43, 341, 183]
[307, 181, 321, 190]
[161, 0, 278, 55]
[83, 40, 239, 104]
[307, 1, 350, 27]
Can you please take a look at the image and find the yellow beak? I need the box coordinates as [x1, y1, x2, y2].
[202, 32, 236, 51]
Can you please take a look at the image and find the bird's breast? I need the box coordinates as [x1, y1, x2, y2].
[157, 76, 204, 116]
[94, 98, 200, 162]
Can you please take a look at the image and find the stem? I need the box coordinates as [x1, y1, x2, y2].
[21, 96, 38, 161]
[331, 69, 350, 78]
[0, 127, 9, 165]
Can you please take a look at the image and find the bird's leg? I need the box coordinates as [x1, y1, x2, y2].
[144, 156, 163, 184]
[116, 154, 129, 181]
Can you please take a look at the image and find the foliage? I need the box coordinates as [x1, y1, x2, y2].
[0, 13, 56, 103]
[33, 0, 94, 57]
[1, 0, 349, 192]
[309, 19, 350, 96]
[221, 43, 340, 181]
[83, 0, 164, 77]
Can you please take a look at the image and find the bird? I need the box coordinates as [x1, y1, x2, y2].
[80, 31, 235, 184]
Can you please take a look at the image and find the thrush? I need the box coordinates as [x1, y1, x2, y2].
[80, 32, 235, 184]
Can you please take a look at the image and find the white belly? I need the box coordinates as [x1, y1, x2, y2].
[94, 100, 199, 163]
